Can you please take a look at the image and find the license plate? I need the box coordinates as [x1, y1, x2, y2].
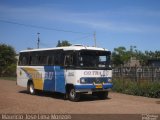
[96, 84, 102, 88]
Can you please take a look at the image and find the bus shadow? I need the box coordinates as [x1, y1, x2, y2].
[18, 90, 111, 102]
[79, 94, 111, 102]
[19, 90, 65, 100]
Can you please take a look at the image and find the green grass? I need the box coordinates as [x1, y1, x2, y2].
[112, 79, 160, 98]
[0, 77, 16, 81]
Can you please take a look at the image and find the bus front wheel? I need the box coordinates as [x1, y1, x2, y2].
[68, 88, 80, 102]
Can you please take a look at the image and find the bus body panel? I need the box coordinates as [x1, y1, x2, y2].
[43, 66, 55, 92]
[17, 66, 66, 93]
[17, 66, 112, 93]
[54, 66, 65, 93]
[17, 66, 28, 88]
[17, 66, 44, 90]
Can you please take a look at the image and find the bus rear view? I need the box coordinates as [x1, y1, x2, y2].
[17, 45, 113, 101]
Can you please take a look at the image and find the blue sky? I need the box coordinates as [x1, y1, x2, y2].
[0, 0, 160, 53]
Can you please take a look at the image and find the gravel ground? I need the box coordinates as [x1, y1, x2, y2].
[0, 80, 160, 114]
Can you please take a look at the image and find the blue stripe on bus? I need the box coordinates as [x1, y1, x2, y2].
[43, 66, 55, 91]
[43, 66, 66, 93]
[74, 83, 113, 90]
[54, 66, 66, 93]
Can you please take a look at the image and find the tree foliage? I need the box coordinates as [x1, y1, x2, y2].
[0, 44, 17, 76]
[56, 40, 71, 47]
[112, 47, 130, 66]
[112, 46, 160, 66]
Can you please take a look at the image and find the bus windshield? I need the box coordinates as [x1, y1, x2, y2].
[77, 50, 111, 69]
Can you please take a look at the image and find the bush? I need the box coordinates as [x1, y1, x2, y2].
[0, 43, 17, 77]
[112, 78, 124, 92]
[112, 79, 160, 98]
[4, 64, 16, 76]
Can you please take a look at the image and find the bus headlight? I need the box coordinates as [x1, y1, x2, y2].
[80, 78, 86, 84]
[108, 78, 112, 83]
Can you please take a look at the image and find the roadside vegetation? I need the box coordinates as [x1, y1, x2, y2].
[112, 46, 160, 98]
[0, 43, 17, 77]
[112, 79, 160, 98]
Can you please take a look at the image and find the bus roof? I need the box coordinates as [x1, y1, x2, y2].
[20, 45, 109, 53]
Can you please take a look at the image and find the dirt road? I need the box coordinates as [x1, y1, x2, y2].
[0, 80, 159, 114]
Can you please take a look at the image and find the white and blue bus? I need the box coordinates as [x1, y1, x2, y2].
[17, 45, 113, 101]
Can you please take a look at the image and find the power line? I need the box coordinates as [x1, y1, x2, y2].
[0, 19, 91, 34]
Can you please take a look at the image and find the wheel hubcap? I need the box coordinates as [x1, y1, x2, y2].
[70, 89, 75, 98]
[30, 84, 34, 93]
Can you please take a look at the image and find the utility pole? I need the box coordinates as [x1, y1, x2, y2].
[94, 31, 96, 47]
[37, 32, 40, 49]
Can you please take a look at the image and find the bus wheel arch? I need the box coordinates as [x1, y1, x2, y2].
[66, 84, 80, 102]
[27, 80, 36, 95]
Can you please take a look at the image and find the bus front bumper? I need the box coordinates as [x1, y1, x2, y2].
[74, 83, 113, 93]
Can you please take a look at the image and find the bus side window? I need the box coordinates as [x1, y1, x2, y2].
[48, 56, 54, 65]
[22, 56, 28, 65]
[19, 56, 28, 65]
[18, 53, 29, 66]
[29, 56, 32, 65]
[54, 54, 59, 65]
[30, 56, 36, 65]
[39, 56, 47, 65]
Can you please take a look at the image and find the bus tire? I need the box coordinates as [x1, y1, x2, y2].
[97, 91, 108, 100]
[27, 81, 36, 95]
[68, 88, 80, 102]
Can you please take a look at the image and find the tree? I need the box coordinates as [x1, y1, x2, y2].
[0, 44, 17, 76]
[56, 40, 71, 47]
[112, 46, 131, 66]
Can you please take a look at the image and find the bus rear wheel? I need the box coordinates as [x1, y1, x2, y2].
[68, 88, 80, 102]
[27, 81, 36, 95]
